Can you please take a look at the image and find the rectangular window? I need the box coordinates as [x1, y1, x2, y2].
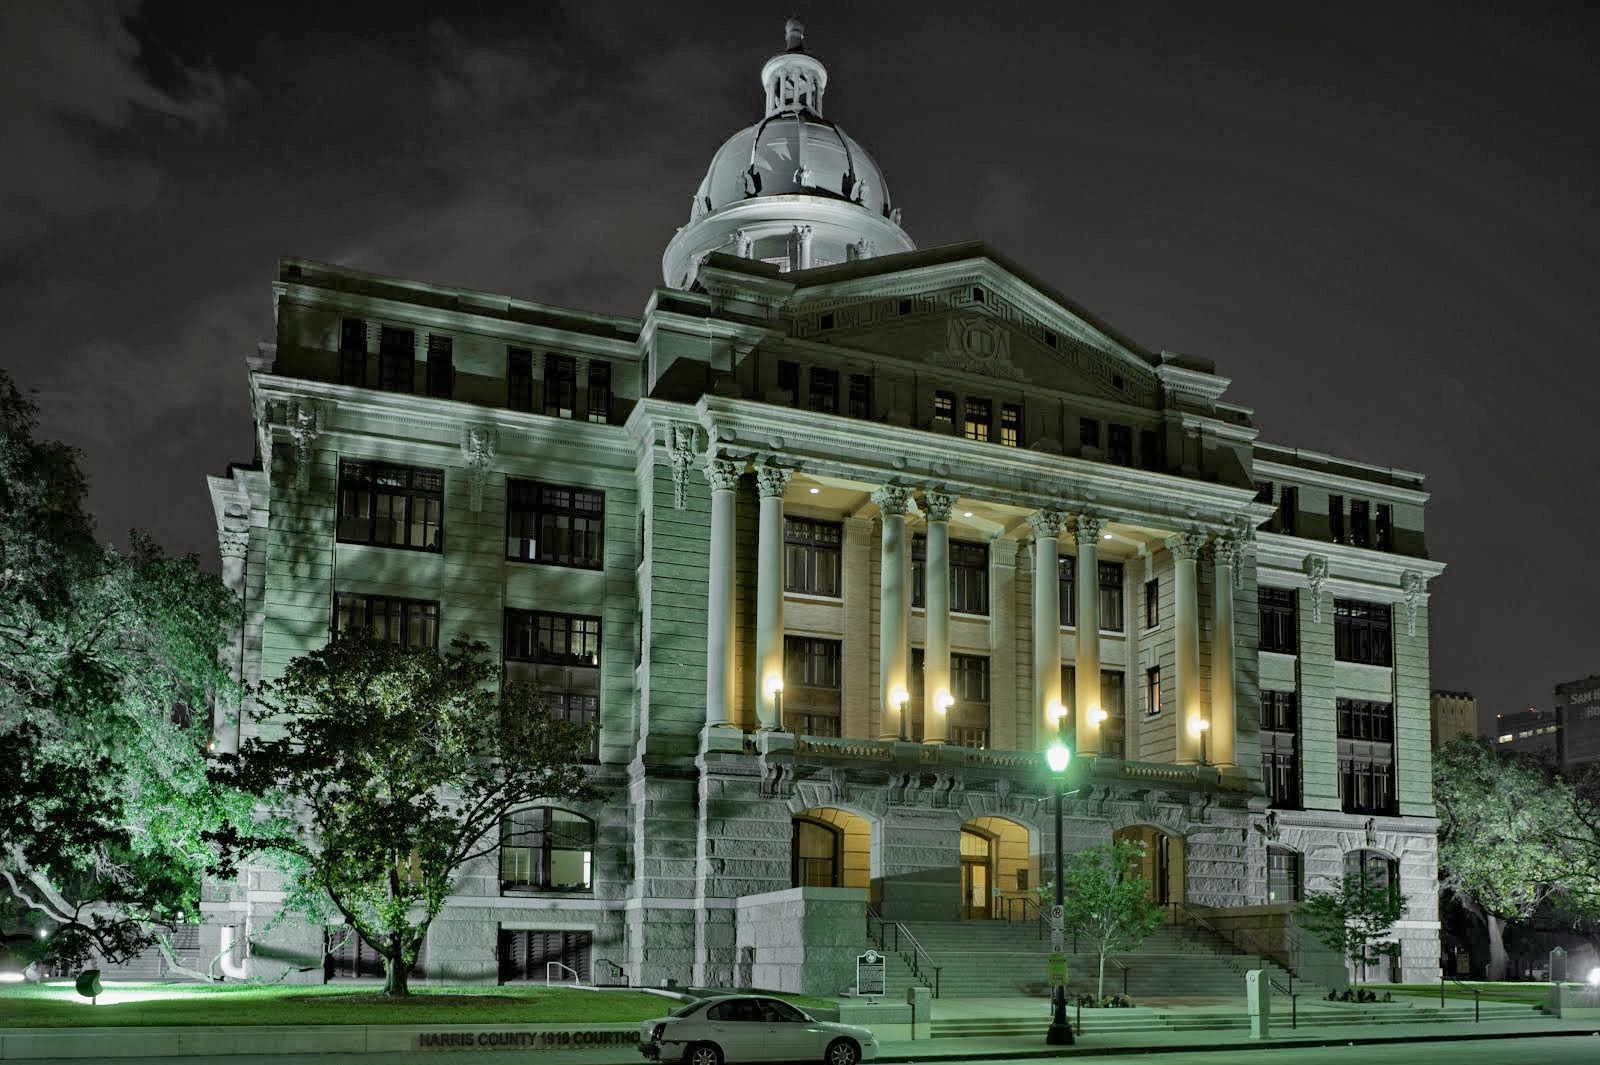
[1139, 428, 1160, 470]
[1375, 503, 1393, 551]
[777, 360, 800, 405]
[1279, 486, 1298, 535]
[1255, 481, 1275, 504]
[783, 635, 841, 736]
[337, 460, 444, 551]
[912, 535, 989, 613]
[1267, 848, 1303, 903]
[784, 517, 842, 597]
[425, 335, 453, 399]
[1000, 403, 1021, 447]
[950, 653, 991, 748]
[1144, 578, 1159, 629]
[333, 592, 439, 649]
[498, 929, 592, 983]
[1350, 499, 1371, 548]
[327, 927, 424, 980]
[1334, 599, 1392, 666]
[848, 374, 872, 419]
[1258, 587, 1298, 654]
[548, 693, 600, 761]
[1079, 417, 1100, 450]
[1058, 556, 1076, 627]
[963, 397, 991, 442]
[1337, 698, 1394, 742]
[340, 319, 367, 387]
[933, 390, 955, 422]
[506, 480, 605, 568]
[1339, 756, 1397, 815]
[1098, 561, 1124, 632]
[505, 610, 601, 667]
[378, 326, 414, 393]
[499, 809, 596, 893]
[544, 354, 577, 418]
[1261, 690, 1300, 808]
[808, 366, 839, 414]
[1328, 494, 1346, 544]
[586, 360, 612, 423]
[1144, 666, 1161, 716]
[508, 347, 534, 411]
[1107, 424, 1133, 466]
[1100, 669, 1125, 758]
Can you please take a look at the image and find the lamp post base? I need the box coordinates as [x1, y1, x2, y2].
[1046, 988, 1074, 1044]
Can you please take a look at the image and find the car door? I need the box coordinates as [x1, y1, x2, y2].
[704, 998, 766, 1062]
[758, 998, 820, 1062]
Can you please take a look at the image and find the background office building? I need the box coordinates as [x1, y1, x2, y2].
[1429, 690, 1477, 749]
[201, 22, 1447, 992]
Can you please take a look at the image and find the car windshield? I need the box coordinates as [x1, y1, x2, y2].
[668, 1001, 707, 1018]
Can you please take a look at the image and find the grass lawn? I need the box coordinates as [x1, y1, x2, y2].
[1368, 981, 1561, 1005]
[0, 982, 677, 1028]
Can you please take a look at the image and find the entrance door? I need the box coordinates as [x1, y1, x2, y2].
[959, 829, 992, 919]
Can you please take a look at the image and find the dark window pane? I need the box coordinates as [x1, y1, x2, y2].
[507, 479, 605, 569]
[332, 592, 439, 649]
[586, 361, 612, 424]
[1058, 556, 1075, 627]
[848, 374, 872, 419]
[340, 319, 367, 387]
[508, 348, 534, 411]
[1107, 424, 1132, 465]
[784, 518, 842, 597]
[1098, 561, 1124, 632]
[1259, 587, 1298, 654]
[1079, 418, 1100, 449]
[1334, 599, 1392, 666]
[545, 354, 577, 417]
[378, 326, 415, 392]
[336, 460, 444, 552]
[425, 335, 453, 399]
[809, 367, 838, 414]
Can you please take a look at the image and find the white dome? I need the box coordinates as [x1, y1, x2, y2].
[662, 20, 914, 289]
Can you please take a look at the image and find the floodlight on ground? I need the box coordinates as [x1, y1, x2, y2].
[1589, 966, 1600, 987]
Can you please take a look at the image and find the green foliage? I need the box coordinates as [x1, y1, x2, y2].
[1041, 840, 1164, 998]
[1300, 872, 1407, 980]
[1325, 988, 1391, 1003]
[0, 370, 244, 971]
[211, 634, 600, 995]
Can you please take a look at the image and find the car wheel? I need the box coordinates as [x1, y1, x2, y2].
[825, 1038, 860, 1065]
[687, 1042, 723, 1065]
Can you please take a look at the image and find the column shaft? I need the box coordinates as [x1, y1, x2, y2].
[1168, 532, 1207, 762]
[873, 486, 913, 740]
[704, 461, 741, 728]
[922, 492, 959, 745]
[1074, 513, 1105, 757]
[754, 465, 792, 729]
[1028, 510, 1068, 748]
[1211, 534, 1245, 766]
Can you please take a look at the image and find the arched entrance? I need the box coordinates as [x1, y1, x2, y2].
[1113, 825, 1185, 910]
[960, 816, 1038, 920]
[791, 808, 872, 889]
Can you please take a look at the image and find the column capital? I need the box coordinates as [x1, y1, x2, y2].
[704, 458, 743, 493]
[755, 462, 793, 498]
[923, 490, 960, 523]
[871, 484, 913, 516]
[1214, 532, 1246, 570]
[1026, 508, 1069, 539]
[218, 528, 250, 561]
[1164, 530, 1209, 562]
[1072, 512, 1107, 544]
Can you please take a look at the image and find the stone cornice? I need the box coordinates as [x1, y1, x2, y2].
[1174, 410, 1260, 445]
[1256, 533, 1446, 600]
[1156, 361, 1233, 403]
[1252, 457, 1430, 505]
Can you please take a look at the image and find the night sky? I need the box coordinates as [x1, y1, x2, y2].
[3, 1, 1594, 734]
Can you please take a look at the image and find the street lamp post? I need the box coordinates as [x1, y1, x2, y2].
[1045, 735, 1074, 1046]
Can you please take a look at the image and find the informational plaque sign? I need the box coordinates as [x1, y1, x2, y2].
[1048, 953, 1069, 988]
[856, 949, 886, 997]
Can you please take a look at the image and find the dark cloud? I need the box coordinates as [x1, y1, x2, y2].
[0, 0, 1594, 729]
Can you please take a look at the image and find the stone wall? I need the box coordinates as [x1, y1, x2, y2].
[734, 886, 869, 994]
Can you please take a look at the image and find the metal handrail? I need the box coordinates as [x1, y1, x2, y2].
[866, 905, 942, 998]
[545, 961, 581, 985]
[1268, 975, 1298, 1029]
[1006, 895, 1048, 942]
[1440, 973, 1481, 1022]
[1108, 956, 1129, 997]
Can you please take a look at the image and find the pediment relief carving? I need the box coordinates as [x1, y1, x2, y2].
[928, 314, 1028, 382]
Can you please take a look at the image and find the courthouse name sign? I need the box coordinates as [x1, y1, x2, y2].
[418, 1029, 637, 1051]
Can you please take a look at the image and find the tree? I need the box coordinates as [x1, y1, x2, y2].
[0, 370, 245, 974]
[210, 633, 599, 995]
[1043, 840, 1164, 999]
[1300, 870, 1407, 982]
[1433, 738, 1600, 977]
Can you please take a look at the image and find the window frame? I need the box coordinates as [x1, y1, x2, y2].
[1144, 665, 1161, 717]
[933, 390, 955, 423]
[500, 806, 596, 893]
[340, 319, 367, 387]
[336, 460, 444, 553]
[782, 634, 842, 736]
[791, 816, 842, 888]
[1258, 587, 1299, 654]
[1144, 578, 1159, 630]
[1279, 485, 1298, 535]
[1328, 494, 1346, 544]
[506, 479, 606, 569]
[332, 592, 440, 649]
[378, 326, 415, 393]
[425, 334, 454, 399]
[1267, 846, 1303, 903]
[776, 361, 800, 405]
[1098, 561, 1125, 633]
[808, 367, 839, 414]
[962, 397, 992, 442]
[1334, 599, 1393, 666]
[1058, 556, 1076, 628]
[586, 360, 612, 424]
[784, 517, 843, 598]
[508, 347, 534, 411]
[1261, 690, 1301, 809]
[1000, 403, 1022, 447]
[1375, 503, 1393, 551]
[847, 374, 872, 419]
[1079, 417, 1100, 450]
[544, 353, 577, 418]
[1107, 423, 1133, 466]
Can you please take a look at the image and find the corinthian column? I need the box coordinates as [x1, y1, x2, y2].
[1211, 531, 1247, 767]
[754, 462, 793, 730]
[704, 459, 743, 728]
[1073, 512, 1106, 757]
[1166, 530, 1209, 762]
[873, 485, 913, 740]
[922, 490, 959, 745]
[1027, 509, 1069, 748]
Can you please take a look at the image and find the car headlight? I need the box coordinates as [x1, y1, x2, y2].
[651, 1024, 666, 1042]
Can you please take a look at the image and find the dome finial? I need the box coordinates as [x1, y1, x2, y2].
[785, 17, 805, 52]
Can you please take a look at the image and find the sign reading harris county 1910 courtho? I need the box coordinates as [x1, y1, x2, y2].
[417, 1030, 638, 1050]
[857, 949, 887, 997]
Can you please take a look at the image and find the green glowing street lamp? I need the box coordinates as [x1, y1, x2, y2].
[1045, 734, 1074, 1046]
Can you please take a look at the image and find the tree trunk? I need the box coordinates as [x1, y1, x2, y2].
[1097, 950, 1107, 1000]
[383, 941, 409, 996]
[1485, 914, 1509, 982]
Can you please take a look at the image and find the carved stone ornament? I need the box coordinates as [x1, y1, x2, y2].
[929, 314, 1028, 382]
[755, 462, 793, 498]
[458, 426, 497, 513]
[871, 484, 913, 516]
[218, 528, 250, 560]
[1165, 530, 1209, 563]
[1216, 529, 1252, 588]
[1073, 511, 1107, 544]
[923, 490, 959, 523]
[284, 400, 324, 491]
[1026, 508, 1069, 539]
[734, 228, 753, 258]
[704, 457, 743, 493]
[1401, 570, 1426, 637]
[667, 424, 699, 509]
[1303, 554, 1330, 624]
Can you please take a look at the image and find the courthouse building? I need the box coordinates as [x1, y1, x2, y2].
[205, 22, 1447, 990]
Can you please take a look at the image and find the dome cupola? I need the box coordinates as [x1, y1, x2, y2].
[662, 19, 915, 289]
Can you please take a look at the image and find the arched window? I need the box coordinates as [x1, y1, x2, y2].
[1345, 849, 1398, 896]
[501, 807, 595, 892]
[792, 818, 841, 888]
[1266, 846, 1302, 902]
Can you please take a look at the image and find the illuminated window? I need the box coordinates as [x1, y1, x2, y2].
[1000, 403, 1021, 446]
[333, 592, 438, 649]
[337, 460, 443, 551]
[506, 480, 604, 569]
[500, 808, 595, 892]
[933, 390, 955, 422]
[963, 398, 991, 442]
[792, 818, 841, 887]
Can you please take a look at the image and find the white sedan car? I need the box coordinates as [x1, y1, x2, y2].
[639, 994, 878, 1065]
